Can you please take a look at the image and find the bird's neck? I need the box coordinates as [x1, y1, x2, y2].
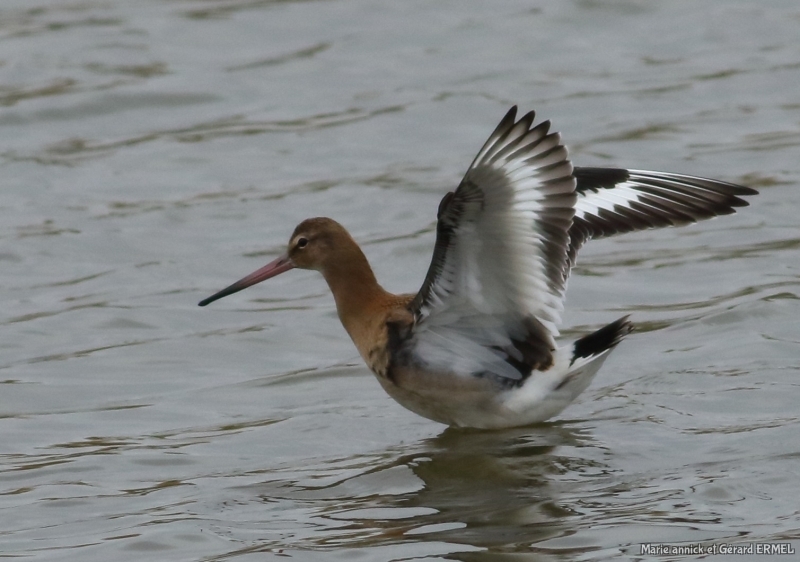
[320, 247, 393, 346]
[320, 244, 416, 377]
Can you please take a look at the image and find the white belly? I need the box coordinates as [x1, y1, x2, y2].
[372, 347, 612, 429]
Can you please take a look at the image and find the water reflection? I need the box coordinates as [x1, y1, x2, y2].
[395, 426, 590, 550]
[215, 424, 598, 559]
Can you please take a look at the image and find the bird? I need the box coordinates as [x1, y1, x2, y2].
[199, 106, 756, 429]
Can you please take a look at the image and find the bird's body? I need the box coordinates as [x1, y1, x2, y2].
[200, 107, 756, 429]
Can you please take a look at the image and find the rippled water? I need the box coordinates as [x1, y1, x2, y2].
[2, 0, 799, 560]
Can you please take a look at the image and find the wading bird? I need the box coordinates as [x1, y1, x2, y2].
[199, 107, 756, 428]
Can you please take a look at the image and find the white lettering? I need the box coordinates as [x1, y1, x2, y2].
[639, 541, 795, 556]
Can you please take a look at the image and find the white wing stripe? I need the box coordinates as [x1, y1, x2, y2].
[568, 167, 756, 271]
[575, 183, 653, 218]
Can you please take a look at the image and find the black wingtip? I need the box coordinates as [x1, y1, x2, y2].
[731, 184, 759, 205]
[497, 106, 518, 131]
[737, 185, 759, 196]
[572, 316, 633, 364]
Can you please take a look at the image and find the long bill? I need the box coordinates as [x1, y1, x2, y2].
[198, 254, 295, 307]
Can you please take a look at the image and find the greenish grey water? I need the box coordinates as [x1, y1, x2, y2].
[1, 1, 799, 560]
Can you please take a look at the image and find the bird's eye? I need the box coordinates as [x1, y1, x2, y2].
[296, 237, 309, 249]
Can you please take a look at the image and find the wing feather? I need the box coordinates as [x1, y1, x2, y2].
[398, 111, 756, 386]
[568, 167, 757, 269]
[407, 107, 576, 383]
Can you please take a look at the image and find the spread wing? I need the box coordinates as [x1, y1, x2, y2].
[401, 108, 757, 386]
[406, 107, 576, 383]
[568, 167, 757, 268]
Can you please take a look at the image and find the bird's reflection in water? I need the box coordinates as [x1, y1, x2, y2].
[225, 422, 608, 559]
[391, 424, 596, 551]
